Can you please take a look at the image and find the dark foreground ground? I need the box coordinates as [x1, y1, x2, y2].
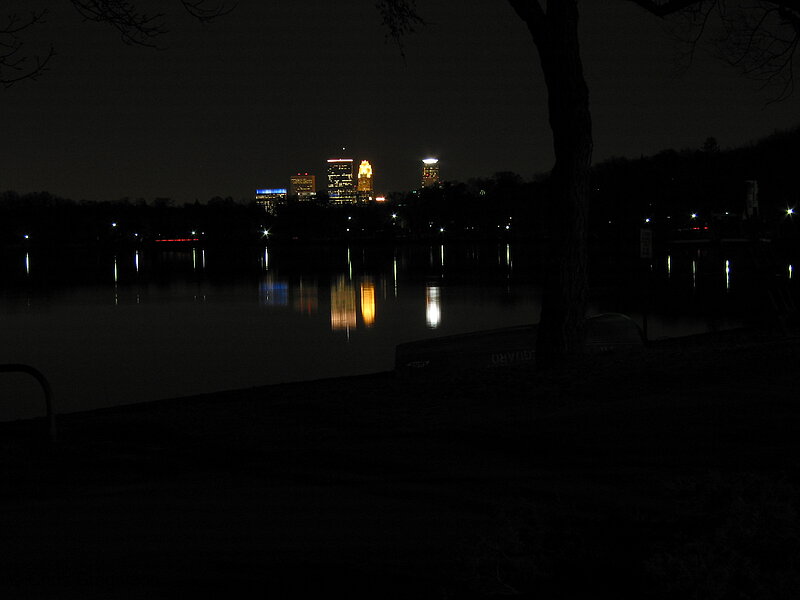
[2, 328, 800, 599]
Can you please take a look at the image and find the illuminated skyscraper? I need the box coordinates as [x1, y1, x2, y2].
[290, 173, 316, 200]
[327, 158, 356, 204]
[421, 158, 440, 188]
[357, 160, 374, 203]
[255, 188, 287, 215]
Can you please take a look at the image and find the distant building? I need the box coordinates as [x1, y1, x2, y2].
[290, 173, 316, 200]
[327, 158, 356, 204]
[255, 188, 287, 215]
[745, 180, 759, 218]
[421, 158, 440, 188]
[357, 160, 374, 203]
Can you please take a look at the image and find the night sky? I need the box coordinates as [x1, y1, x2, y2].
[3, 1, 799, 203]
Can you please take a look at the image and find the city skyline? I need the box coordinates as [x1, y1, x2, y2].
[2, 3, 799, 204]
[258, 155, 436, 204]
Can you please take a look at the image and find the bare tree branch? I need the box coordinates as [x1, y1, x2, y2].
[69, 1, 164, 47]
[506, 0, 546, 24]
[632, 1, 800, 100]
[507, 0, 546, 41]
[631, 0, 715, 17]
[2, 1, 233, 86]
[182, 1, 237, 24]
[374, 0, 424, 57]
[1, 11, 54, 87]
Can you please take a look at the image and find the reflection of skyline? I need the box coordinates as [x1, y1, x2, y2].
[331, 276, 357, 331]
[259, 275, 289, 306]
[10, 242, 767, 335]
[258, 272, 379, 333]
[360, 279, 376, 327]
[294, 280, 318, 315]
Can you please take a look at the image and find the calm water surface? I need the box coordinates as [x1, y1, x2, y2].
[1, 242, 791, 420]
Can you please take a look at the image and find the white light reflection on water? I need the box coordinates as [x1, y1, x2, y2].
[667, 255, 671, 277]
[426, 285, 441, 329]
[790, 264, 794, 279]
[506, 243, 512, 270]
[725, 260, 731, 290]
[192, 248, 197, 271]
[692, 259, 697, 288]
[440, 244, 445, 268]
[113, 256, 119, 305]
[202, 249, 206, 270]
[0, 245, 544, 421]
[4, 242, 759, 422]
[392, 256, 398, 297]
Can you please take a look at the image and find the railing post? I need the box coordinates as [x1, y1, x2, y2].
[0, 364, 57, 443]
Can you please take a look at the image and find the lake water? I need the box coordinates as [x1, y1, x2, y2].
[0, 242, 791, 421]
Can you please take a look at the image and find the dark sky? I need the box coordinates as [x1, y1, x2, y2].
[3, 1, 799, 203]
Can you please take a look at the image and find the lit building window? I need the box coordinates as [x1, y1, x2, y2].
[327, 159, 356, 204]
[255, 188, 288, 215]
[290, 173, 317, 201]
[357, 160, 374, 203]
[421, 158, 440, 188]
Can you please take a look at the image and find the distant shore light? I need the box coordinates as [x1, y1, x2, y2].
[422, 158, 438, 165]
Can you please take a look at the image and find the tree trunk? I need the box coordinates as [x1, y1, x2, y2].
[522, 1, 593, 367]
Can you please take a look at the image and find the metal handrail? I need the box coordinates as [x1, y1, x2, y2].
[0, 363, 57, 442]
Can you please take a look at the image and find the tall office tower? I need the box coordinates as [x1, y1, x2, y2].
[357, 160, 374, 203]
[421, 158, 440, 188]
[290, 173, 317, 200]
[255, 188, 287, 215]
[327, 158, 356, 204]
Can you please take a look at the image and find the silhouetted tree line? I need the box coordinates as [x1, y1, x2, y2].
[392, 126, 800, 247]
[3, 126, 799, 248]
[590, 126, 800, 250]
[0, 193, 264, 247]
